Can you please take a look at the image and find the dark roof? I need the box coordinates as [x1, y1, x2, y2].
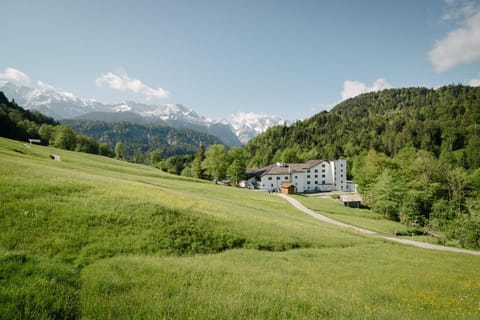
[260, 160, 326, 176]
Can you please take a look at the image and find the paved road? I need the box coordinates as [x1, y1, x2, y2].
[278, 193, 480, 256]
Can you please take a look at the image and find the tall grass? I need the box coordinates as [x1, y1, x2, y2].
[1, 137, 479, 319]
[80, 247, 480, 319]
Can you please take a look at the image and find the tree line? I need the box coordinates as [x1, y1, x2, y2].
[154, 144, 247, 185]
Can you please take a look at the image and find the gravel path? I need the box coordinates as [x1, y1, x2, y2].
[278, 193, 480, 256]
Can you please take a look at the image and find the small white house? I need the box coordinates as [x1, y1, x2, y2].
[251, 159, 348, 193]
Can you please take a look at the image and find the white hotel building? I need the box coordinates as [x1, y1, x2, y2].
[250, 159, 352, 193]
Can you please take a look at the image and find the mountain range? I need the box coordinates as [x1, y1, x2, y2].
[0, 81, 285, 146]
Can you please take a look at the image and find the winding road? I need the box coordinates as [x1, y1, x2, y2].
[278, 193, 480, 256]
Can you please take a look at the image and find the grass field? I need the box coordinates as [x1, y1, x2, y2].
[1, 137, 479, 319]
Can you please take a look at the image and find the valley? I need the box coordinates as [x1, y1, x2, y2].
[0, 137, 479, 319]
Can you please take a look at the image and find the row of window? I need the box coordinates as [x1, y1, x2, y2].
[267, 174, 342, 181]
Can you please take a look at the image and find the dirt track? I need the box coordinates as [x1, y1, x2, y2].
[278, 193, 480, 256]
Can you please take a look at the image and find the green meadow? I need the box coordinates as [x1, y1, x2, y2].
[0, 137, 479, 319]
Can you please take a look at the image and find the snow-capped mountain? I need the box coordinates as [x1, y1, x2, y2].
[229, 112, 287, 144]
[0, 81, 285, 145]
[0, 81, 105, 119]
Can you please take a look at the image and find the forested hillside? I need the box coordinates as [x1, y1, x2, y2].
[63, 120, 224, 161]
[245, 85, 480, 167]
[0, 92, 57, 141]
[244, 85, 480, 248]
[0, 91, 114, 156]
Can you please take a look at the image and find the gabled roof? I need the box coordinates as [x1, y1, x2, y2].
[258, 160, 326, 176]
[339, 194, 363, 202]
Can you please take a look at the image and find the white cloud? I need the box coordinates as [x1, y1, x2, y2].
[429, 3, 480, 72]
[469, 77, 480, 86]
[96, 72, 169, 99]
[341, 78, 392, 100]
[0, 67, 31, 86]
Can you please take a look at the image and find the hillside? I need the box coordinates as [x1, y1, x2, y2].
[244, 85, 480, 248]
[63, 119, 225, 159]
[0, 91, 57, 141]
[0, 82, 243, 146]
[245, 85, 480, 167]
[1, 137, 479, 319]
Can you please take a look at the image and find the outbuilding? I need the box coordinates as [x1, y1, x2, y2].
[281, 183, 296, 194]
[339, 194, 363, 208]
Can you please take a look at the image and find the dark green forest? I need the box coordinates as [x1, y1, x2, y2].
[244, 85, 480, 167]
[0, 92, 114, 156]
[63, 120, 224, 161]
[244, 85, 480, 248]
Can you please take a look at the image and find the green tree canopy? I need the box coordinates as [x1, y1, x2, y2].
[202, 144, 228, 180]
[115, 141, 125, 159]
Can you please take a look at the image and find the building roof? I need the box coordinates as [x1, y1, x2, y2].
[247, 160, 329, 178]
[339, 194, 363, 203]
[258, 160, 326, 176]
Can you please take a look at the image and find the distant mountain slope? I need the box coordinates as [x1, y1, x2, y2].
[0, 82, 249, 146]
[63, 119, 224, 159]
[72, 111, 152, 125]
[244, 85, 480, 167]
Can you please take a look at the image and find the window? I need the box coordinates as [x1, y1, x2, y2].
[268, 177, 272, 180]
[307, 175, 310, 178]
[314, 175, 318, 178]
[284, 176, 289, 180]
[322, 181, 325, 184]
[271, 184, 274, 187]
[307, 169, 310, 173]
[322, 169, 325, 173]
[294, 175, 298, 179]
[314, 169, 318, 173]
[340, 174, 343, 178]
[276, 177, 280, 180]
[322, 174, 325, 178]
[315, 181, 318, 185]
[307, 181, 310, 185]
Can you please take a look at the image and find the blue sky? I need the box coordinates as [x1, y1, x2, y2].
[2, 0, 480, 120]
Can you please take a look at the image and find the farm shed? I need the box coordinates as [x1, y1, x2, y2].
[339, 194, 362, 208]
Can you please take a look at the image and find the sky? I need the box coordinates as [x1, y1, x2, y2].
[2, 0, 480, 121]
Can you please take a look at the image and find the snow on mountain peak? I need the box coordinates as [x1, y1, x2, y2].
[114, 103, 132, 112]
[229, 112, 287, 144]
[0, 81, 287, 143]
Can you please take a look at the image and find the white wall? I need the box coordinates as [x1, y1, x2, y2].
[261, 174, 291, 191]
[260, 160, 348, 193]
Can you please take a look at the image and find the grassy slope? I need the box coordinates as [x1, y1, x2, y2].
[1, 137, 479, 319]
[293, 195, 461, 246]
